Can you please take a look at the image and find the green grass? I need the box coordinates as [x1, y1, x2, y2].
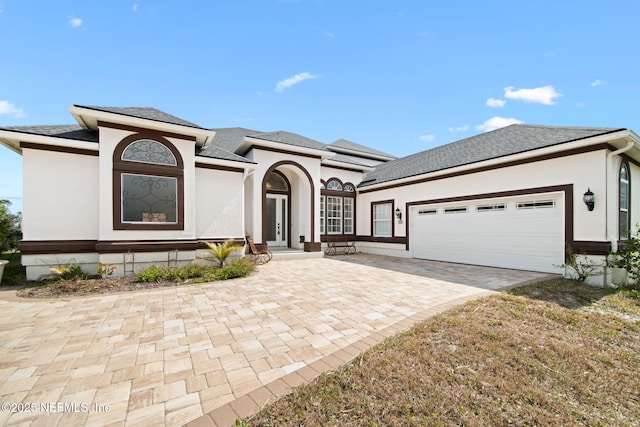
[245, 279, 640, 426]
[0, 252, 25, 286]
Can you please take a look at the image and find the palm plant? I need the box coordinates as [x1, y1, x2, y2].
[203, 239, 244, 267]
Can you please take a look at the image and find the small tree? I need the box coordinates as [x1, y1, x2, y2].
[202, 239, 244, 267]
[0, 200, 21, 254]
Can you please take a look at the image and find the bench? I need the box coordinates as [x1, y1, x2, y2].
[324, 235, 356, 256]
[246, 238, 273, 264]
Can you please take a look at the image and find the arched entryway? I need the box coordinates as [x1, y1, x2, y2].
[264, 171, 290, 247]
[261, 161, 319, 251]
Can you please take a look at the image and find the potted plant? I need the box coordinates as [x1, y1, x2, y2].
[0, 259, 8, 285]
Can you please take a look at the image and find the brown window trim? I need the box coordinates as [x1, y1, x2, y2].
[320, 178, 357, 237]
[371, 199, 395, 238]
[112, 133, 185, 230]
[619, 160, 631, 240]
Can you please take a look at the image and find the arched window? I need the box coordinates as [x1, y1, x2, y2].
[620, 162, 630, 240]
[266, 172, 289, 192]
[320, 178, 356, 235]
[113, 135, 184, 230]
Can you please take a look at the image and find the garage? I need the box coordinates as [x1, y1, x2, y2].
[409, 193, 565, 273]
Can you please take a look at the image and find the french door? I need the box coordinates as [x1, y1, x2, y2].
[266, 194, 288, 247]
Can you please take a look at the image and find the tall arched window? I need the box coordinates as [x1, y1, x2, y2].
[619, 161, 630, 240]
[113, 134, 184, 230]
[320, 178, 356, 235]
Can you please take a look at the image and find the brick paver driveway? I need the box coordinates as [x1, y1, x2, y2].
[0, 254, 553, 426]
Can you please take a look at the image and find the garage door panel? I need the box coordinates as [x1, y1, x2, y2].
[410, 195, 564, 273]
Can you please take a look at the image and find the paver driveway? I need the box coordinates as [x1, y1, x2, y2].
[0, 254, 553, 426]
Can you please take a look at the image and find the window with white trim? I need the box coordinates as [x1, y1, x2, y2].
[320, 178, 356, 236]
[326, 196, 342, 234]
[373, 202, 392, 237]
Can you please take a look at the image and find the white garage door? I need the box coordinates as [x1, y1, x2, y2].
[409, 193, 564, 273]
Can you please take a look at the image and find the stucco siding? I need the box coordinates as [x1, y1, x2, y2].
[357, 150, 608, 242]
[195, 168, 244, 239]
[22, 148, 99, 240]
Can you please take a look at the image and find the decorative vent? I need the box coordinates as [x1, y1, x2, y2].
[444, 206, 467, 214]
[418, 209, 437, 215]
[476, 203, 506, 212]
[517, 200, 555, 210]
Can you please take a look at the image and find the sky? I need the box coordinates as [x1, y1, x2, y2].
[1, 0, 639, 214]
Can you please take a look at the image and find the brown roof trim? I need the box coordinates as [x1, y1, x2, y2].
[195, 162, 245, 173]
[98, 120, 198, 142]
[360, 143, 611, 194]
[20, 141, 99, 157]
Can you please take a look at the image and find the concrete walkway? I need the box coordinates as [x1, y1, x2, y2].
[0, 254, 553, 426]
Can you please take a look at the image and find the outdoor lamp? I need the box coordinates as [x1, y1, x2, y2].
[395, 207, 402, 220]
[583, 188, 595, 211]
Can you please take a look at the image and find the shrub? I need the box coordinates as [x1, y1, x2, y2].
[0, 200, 21, 253]
[202, 239, 244, 267]
[609, 225, 640, 289]
[48, 265, 90, 281]
[214, 258, 256, 280]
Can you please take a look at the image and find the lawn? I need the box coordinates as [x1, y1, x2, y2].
[245, 279, 640, 426]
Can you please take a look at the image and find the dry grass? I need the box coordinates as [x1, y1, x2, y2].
[246, 279, 640, 426]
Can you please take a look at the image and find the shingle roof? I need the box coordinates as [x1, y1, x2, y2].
[327, 138, 396, 159]
[74, 105, 204, 129]
[250, 131, 327, 151]
[360, 124, 625, 188]
[0, 124, 98, 142]
[195, 145, 255, 164]
[207, 127, 264, 153]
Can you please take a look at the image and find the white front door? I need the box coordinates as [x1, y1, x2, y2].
[266, 194, 288, 247]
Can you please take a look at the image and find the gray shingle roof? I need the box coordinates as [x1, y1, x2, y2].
[327, 138, 396, 159]
[250, 131, 327, 151]
[207, 127, 264, 153]
[0, 124, 98, 142]
[75, 105, 204, 129]
[361, 124, 625, 188]
[196, 145, 255, 164]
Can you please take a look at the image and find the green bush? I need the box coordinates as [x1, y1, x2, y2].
[609, 226, 640, 289]
[136, 258, 255, 283]
[214, 258, 256, 280]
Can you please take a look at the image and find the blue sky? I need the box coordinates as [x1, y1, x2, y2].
[1, 0, 639, 213]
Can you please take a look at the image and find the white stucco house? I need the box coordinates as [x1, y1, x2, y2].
[0, 105, 638, 284]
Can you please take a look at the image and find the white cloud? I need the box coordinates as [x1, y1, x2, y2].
[133, 4, 139, 12]
[419, 134, 435, 143]
[486, 98, 506, 108]
[448, 125, 469, 132]
[0, 100, 26, 118]
[274, 72, 319, 92]
[504, 85, 560, 105]
[324, 31, 334, 38]
[69, 16, 83, 27]
[476, 116, 523, 133]
[590, 79, 607, 87]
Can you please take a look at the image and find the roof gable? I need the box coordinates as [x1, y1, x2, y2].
[75, 105, 203, 129]
[361, 124, 625, 187]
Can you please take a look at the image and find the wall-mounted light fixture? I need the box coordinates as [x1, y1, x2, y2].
[395, 207, 402, 220]
[583, 188, 595, 211]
